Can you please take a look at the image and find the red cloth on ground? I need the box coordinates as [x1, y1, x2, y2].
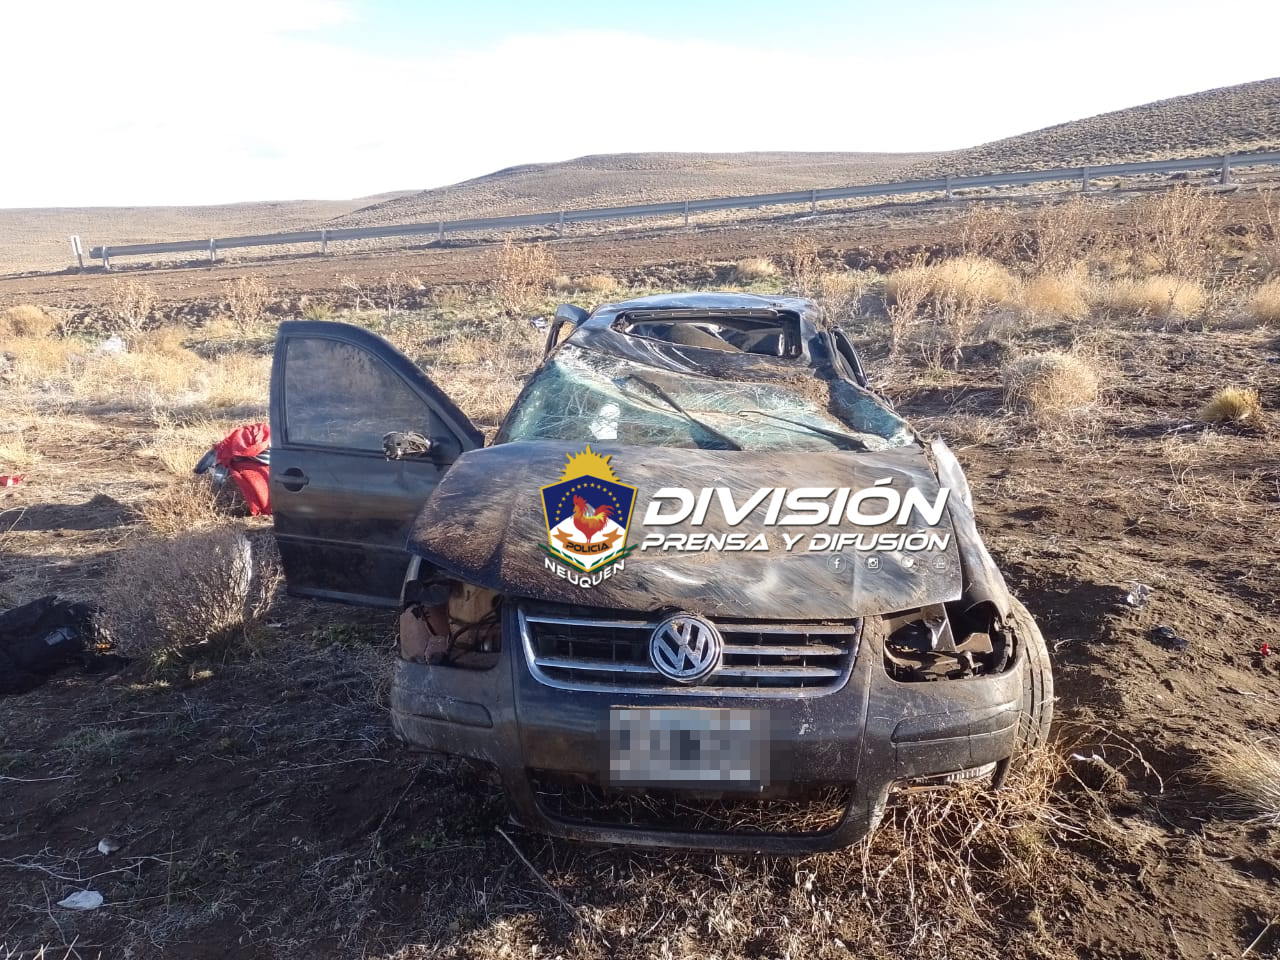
[213, 423, 272, 516]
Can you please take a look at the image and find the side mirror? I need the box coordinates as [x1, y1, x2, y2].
[382, 431, 438, 460]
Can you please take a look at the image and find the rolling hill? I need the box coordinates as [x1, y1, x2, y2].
[3, 77, 1277, 275]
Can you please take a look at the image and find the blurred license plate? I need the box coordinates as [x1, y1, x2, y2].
[607, 708, 769, 787]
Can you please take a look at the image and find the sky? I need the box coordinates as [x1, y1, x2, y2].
[4, 0, 1278, 208]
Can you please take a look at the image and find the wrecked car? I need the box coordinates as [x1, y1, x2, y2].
[267, 292, 1053, 854]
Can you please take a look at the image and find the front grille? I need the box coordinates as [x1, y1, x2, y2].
[519, 608, 859, 696]
[529, 770, 852, 835]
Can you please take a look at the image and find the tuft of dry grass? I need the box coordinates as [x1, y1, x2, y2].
[101, 525, 280, 664]
[1198, 740, 1280, 825]
[553, 274, 620, 295]
[732, 257, 779, 282]
[885, 256, 1019, 308]
[494, 238, 556, 316]
[1022, 270, 1089, 319]
[1, 303, 57, 338]
[224, 275, 270, 334]
[1198, 386, 1264, 429]
[1002, 351, 1100, 419]
[1247, 278, 1280, 324]
[1090, 274, 1205, 320]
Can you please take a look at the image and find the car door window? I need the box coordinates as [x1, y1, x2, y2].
[284, 336, 431, 450]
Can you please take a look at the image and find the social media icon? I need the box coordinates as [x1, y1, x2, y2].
[900, 555, 918, 572]
[930, 554, 949, 572]
[865, 556, 882, 571]
[826, 553, 847, 573]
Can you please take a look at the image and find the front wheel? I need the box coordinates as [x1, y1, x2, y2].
[1007, 596, 1054, 759]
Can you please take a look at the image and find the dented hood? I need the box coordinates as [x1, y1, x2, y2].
[407, 441, 963, 620]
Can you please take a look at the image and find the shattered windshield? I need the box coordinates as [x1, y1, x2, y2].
[496, 347, 914, 452]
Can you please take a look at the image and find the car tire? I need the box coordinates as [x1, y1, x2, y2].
[1008, 596, 1054, 759]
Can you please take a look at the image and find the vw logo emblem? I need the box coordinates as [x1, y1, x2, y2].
[649, 614, 723, 684]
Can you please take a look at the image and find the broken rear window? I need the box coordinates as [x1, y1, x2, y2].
[496, 348, 913, 452]
[615, 309, 800, 358]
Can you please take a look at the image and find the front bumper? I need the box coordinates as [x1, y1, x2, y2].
[390, 608, 1025, 854]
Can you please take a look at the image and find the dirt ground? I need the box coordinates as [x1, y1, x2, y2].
[3, 204, 1280, 959]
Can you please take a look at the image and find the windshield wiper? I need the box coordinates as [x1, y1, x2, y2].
[734, 409, 872, 451]
[622, 375, 744, 450]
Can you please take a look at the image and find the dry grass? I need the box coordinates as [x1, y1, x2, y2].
[495, 238, 556, 316]
[144, 417, 239, 476]
[136, 475, 230, 535]
[884, 256, 1018, 308]
[224, 275, 271, 334]
[732, 257, 779, 282]
[1247, 278, 1280, 324]
[100, 525, 280, 663]
[1198, 740, 1280, 825]
[1090, 274, 1206, 320]
[1022, 270, 1089, 319]
[1002, 351, 1100, 419]
[1198, 386, 1264, 429]
[0, 303, 57, 338]
[553, 274, 621, 295]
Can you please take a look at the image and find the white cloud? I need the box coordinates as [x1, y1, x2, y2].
[3, 1, 1277, 206]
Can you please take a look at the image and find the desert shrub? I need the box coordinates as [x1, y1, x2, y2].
[1198, 386, 1264, 429]
[885, 257, 1017, 366]
[225, 275, 270, 334]
[553, 273, 620, 295]
[1198, 741, 1280, 825]
[1002, 351, 1100, 419]
[1, 303, 57, 338]
[884, 257, 1018, 308]
[1133, 186, 1221, 277]
[105, 278, 158, 335]
[881, 260, 931, 359]
[1022, 270, 1089, 319]
[782, 235, 822, 294]
[1247, 278, 1280, 324]
[1032, 195, 1099, 272]
[957, 201, 1021, 263]
[101, 525, 280, 663]
[1090, 275, 1205, 320]
[810, 270, 870, 326]
[733, 257, 779, 282]
[494, 238, 555, 316]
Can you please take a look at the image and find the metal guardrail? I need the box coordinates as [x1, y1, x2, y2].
[87, 150, 1280, 267]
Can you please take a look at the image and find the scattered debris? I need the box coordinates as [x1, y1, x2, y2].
[57, 890, 104, 910]
[94, 335, 127, 355]
[1261, 643, 1272, 658]
[97, 837, 123, 855]
[0, 474, 24, 488]
[195, 422, 271, 516]
[0, 595, 119, 696]
[1125, 582, 1152, 608]
[1151, 625, 1189, 651]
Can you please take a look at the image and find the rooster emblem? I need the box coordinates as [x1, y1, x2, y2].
[572, 495, 614, 542]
